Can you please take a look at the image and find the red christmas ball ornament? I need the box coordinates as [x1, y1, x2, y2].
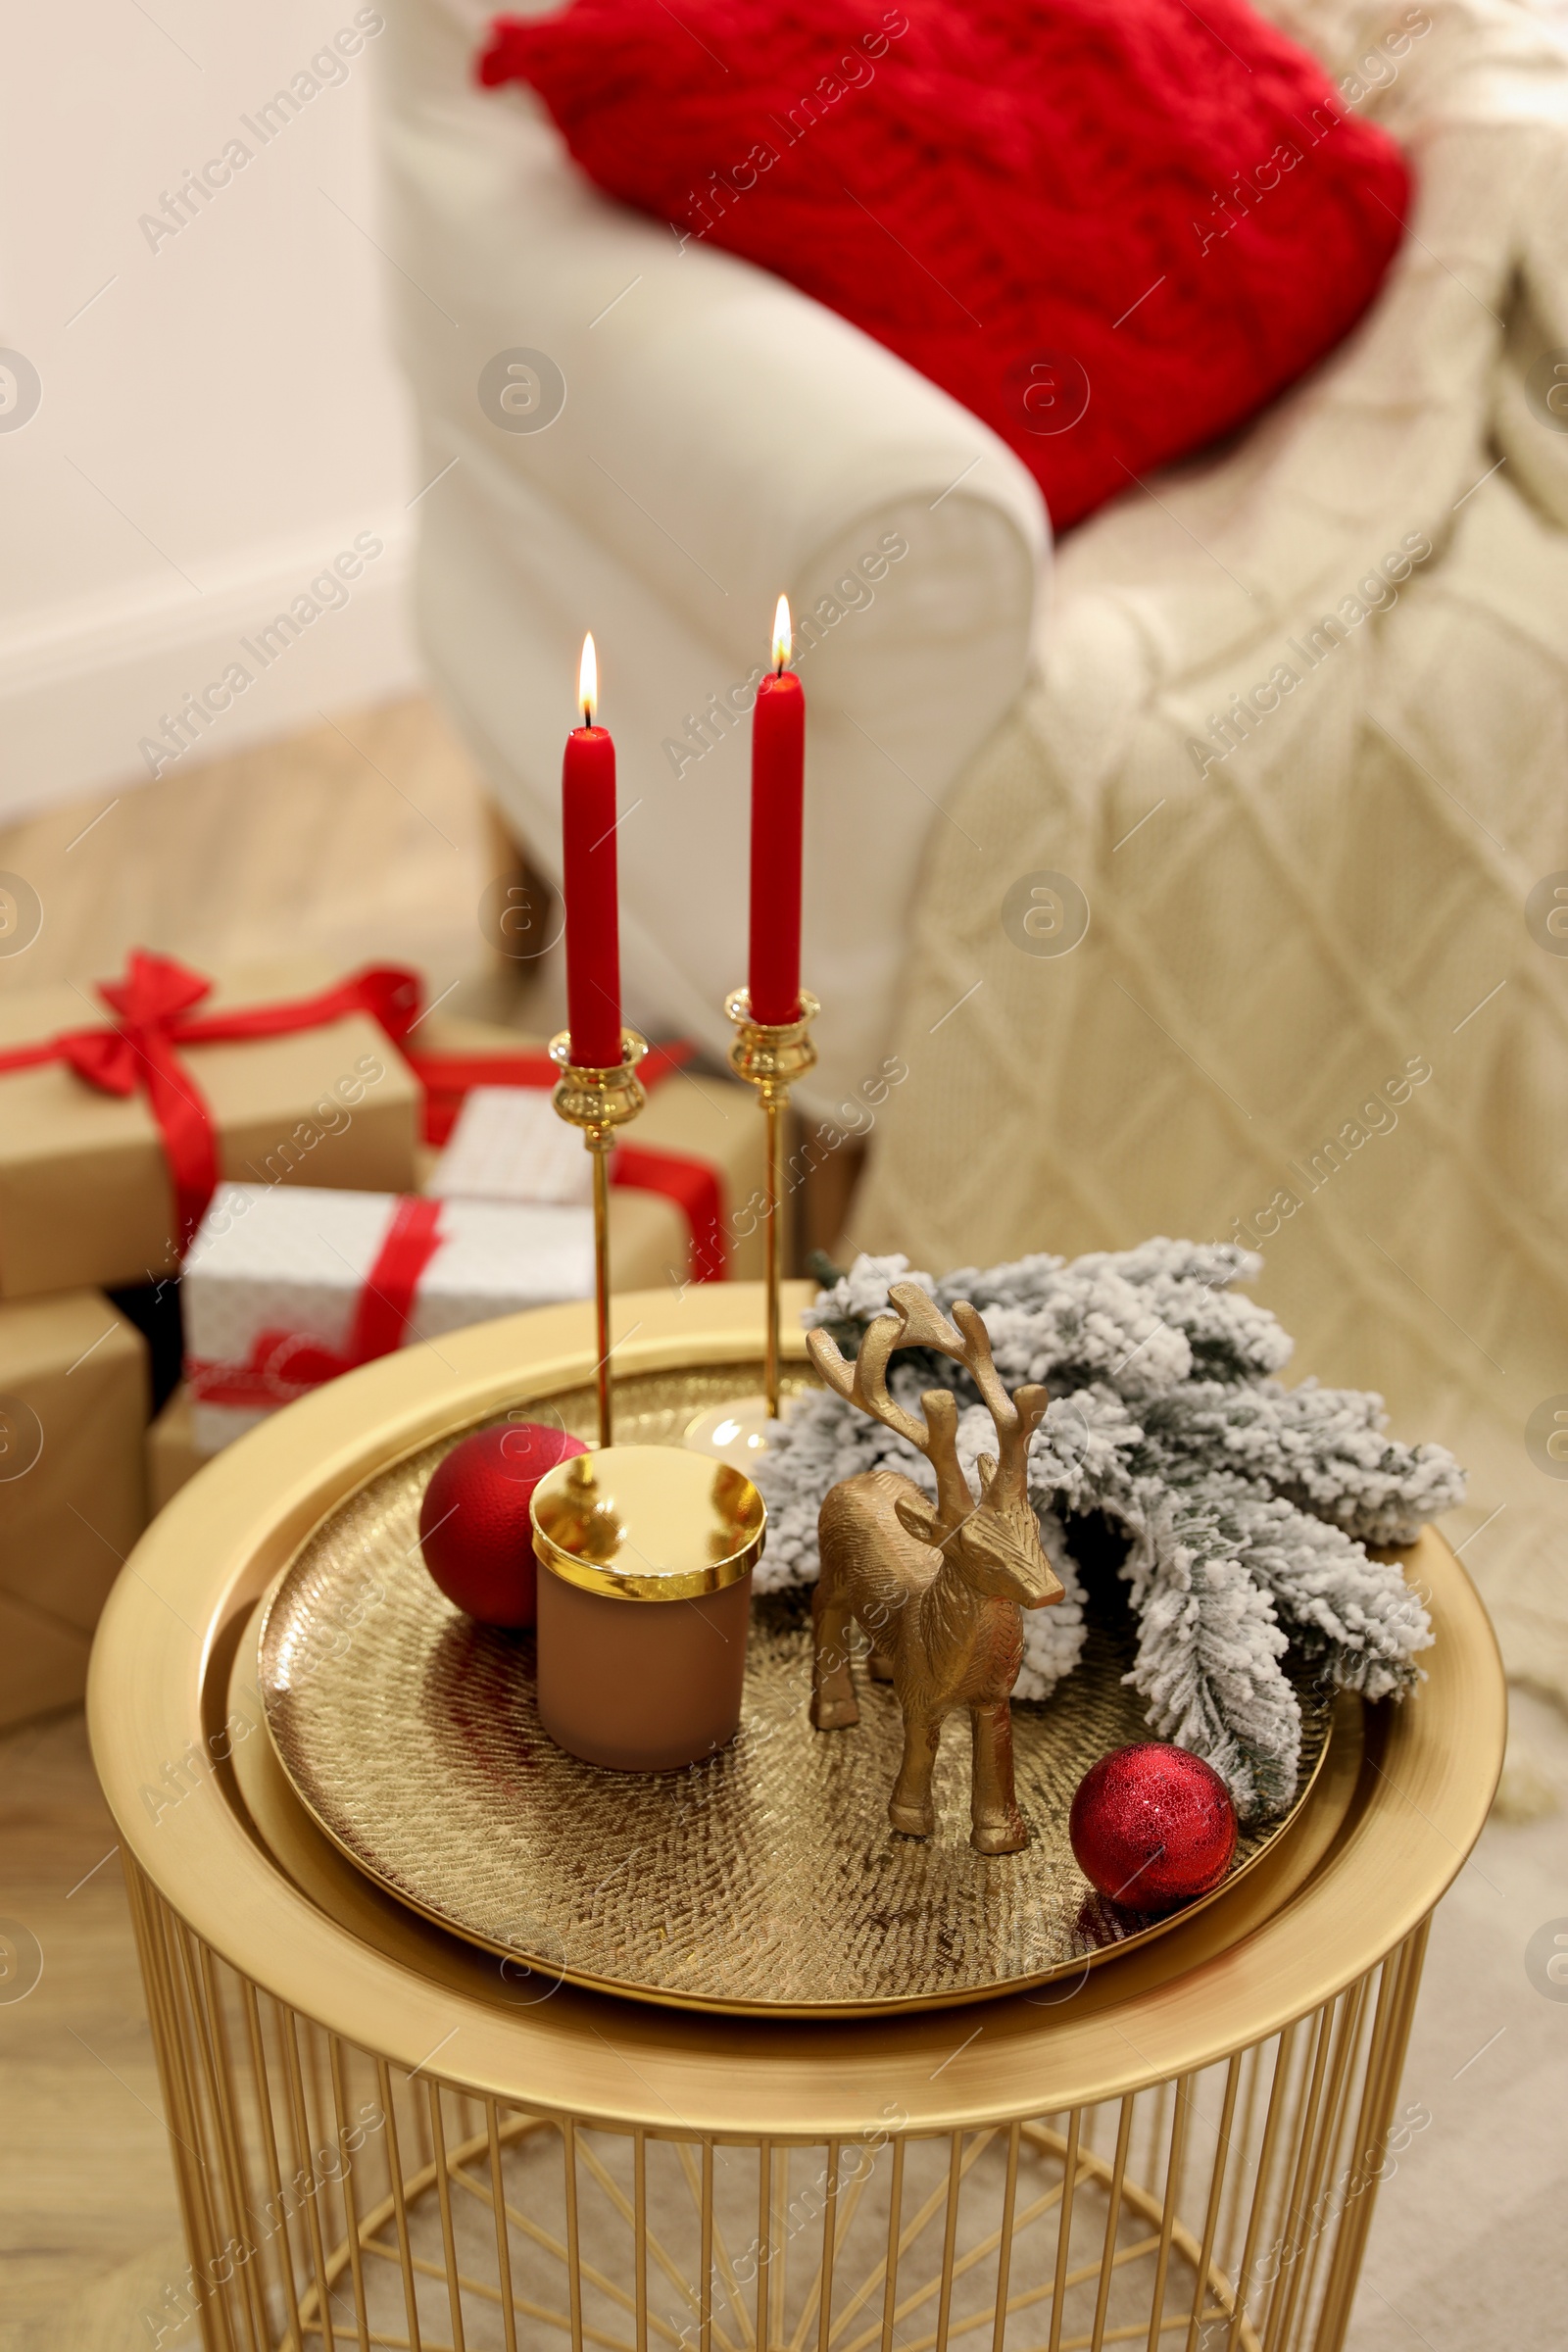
[418, 1422, 588, 1627]
[1069, 1741, 1238, 1913]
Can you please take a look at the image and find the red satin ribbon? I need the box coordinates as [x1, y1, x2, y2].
[614, 1145, 725, 1285]
[409, 1050, 558, 1142]
[0, 949, 725, 1279]
[186, 1196, 445, 1410]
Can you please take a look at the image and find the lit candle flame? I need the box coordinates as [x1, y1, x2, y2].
[578, 631, 598, 725]
[771, 594, 792, 673]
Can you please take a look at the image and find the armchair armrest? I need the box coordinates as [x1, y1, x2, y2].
[380, 0, 1047, 661]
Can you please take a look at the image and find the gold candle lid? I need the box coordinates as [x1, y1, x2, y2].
[530, 1446, 765, 1602]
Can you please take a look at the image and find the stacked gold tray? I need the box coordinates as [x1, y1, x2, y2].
[249, 1362, 1335, 2017]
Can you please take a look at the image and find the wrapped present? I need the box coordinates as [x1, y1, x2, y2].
[412, 1013, 772, 1285]
[428, 1085, 594, 1205]
[184, 1183, 598, 1452]
[0, 1291, 148, 1727]
[0, 951, 422, 1298]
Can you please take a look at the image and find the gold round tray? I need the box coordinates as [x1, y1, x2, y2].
[256, 1362, 1335, 2017]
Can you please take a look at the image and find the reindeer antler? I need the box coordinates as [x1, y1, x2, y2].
[942, 1299, 1049, 1497]
[807, 1286, 930, 1440]
[806, 1282, 1049, 1520]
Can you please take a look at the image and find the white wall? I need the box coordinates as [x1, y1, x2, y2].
[0, 0, 420, 821]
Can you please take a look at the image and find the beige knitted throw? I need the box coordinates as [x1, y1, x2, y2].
[857, 0, 1568, 1702]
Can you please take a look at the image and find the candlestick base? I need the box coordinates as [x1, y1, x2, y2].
[548, 1029, 649, 1448]
[684, 1395, 775, 1472]
[723, 988, 820, 1102]
[724, 987, 819, 1429]
[547, 1029, 649, 1147]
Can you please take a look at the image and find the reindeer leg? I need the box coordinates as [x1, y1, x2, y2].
[968, 1700, 1028, 1855]
[889, 1707, 941, 1838]
[809, 1573, 860, 1731]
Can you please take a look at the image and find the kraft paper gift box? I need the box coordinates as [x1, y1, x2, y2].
[0, 954, 420, 1300]
[147, 1385, 203, 1515]
[413, 1012, 771, 1285]
[0, 1291, 148, 1728]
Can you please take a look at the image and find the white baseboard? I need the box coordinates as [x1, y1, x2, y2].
[0, 515, 423, 826]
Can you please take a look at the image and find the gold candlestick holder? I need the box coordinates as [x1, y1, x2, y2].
[725, 985, 819, 1421]
[549, 1028, 648, 1446]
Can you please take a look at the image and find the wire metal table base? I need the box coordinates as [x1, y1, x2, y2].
[127, 1854, 1429, 2352]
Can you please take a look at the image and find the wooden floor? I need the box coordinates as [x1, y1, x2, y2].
[0, 698, 502, 1017]
[0, 1708, 188, 2352]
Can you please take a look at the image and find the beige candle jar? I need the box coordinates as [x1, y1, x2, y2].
[530, 1445, 764, 1772]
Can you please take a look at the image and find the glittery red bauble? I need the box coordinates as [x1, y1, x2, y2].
[1069, 1742, 1238, 1913]
[418, 1423, 588, 1627]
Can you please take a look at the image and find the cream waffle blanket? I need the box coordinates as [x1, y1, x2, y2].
[856, 0, 1568, 1702]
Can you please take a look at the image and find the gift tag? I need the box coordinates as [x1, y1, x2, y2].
[426, 1087, 593, 1207]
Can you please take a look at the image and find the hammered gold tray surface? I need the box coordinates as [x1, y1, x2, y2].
[258, 1363, 1335, 2017]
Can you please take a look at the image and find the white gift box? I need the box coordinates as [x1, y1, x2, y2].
[183, 1182, 593, 1455]
[426, 1086, 593, 1206]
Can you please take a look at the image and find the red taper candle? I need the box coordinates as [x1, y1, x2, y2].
[748, 595, 806, 1024]
[562, 632, 622, 1066]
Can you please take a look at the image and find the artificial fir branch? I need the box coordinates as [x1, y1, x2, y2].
[764, 1242, 1458, 1820]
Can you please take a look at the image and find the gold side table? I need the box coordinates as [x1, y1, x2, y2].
[88, 1282, 1504, 2352]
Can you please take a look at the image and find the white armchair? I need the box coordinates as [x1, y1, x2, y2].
[377, 0, 1048, 1108]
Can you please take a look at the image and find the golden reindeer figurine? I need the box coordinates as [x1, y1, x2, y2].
[806, 1282, 1064, 1854]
